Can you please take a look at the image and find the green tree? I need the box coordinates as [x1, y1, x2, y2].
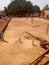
[4, 0, 41, 16]
[43, 4, 49, 10]
[33, 5, 41, 13]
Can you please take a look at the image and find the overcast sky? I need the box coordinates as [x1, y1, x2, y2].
[0, 0, 49, 10]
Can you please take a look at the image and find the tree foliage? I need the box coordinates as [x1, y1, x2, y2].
[43, 4, 49, 10]
[4, 0, 41, 16]
[33, 5, 41, 13]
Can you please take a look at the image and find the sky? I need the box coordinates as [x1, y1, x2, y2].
[0, 0, 49, 10]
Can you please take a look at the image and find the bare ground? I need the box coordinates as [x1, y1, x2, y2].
[0, 17, 49, 65]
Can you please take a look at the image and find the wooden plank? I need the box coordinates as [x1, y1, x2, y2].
[25, 32, 47, 41]
[25, 32, 49, 49]
[30, 50, 49, 65]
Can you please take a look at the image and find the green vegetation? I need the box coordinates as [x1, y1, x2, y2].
[4, 0, 41, 17]
[42, 4, 49, 11]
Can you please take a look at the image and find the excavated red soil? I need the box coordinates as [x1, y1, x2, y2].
[0, 17, 49, 65]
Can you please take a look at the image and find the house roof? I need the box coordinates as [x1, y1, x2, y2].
[44, 10, 49, 15]
[0, 11, 5, 16]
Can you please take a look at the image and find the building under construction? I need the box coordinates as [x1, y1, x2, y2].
[44, 10, 49, 19]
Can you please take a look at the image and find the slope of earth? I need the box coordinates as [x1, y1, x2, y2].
[0, 17, 49, 65]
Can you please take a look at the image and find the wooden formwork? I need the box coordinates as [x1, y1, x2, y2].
[30, 50, 49, 65]
[25, 32, 49, 65]
[25, 32, 49, 50]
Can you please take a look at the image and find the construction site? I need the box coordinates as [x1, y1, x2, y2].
[0, 16, 49, 65]
[0, 0, 49, 65]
